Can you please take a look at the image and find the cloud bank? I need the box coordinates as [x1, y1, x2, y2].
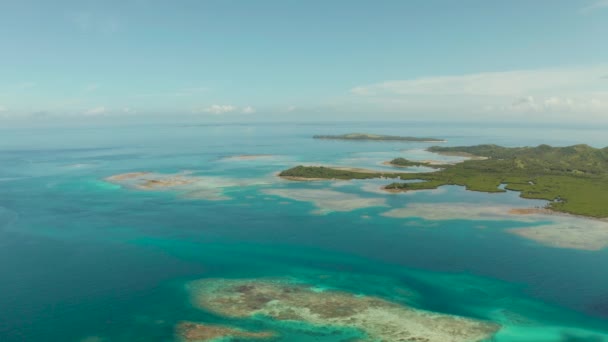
[349, 66, 608, 120]
[2, 66, 607, 123]
[581, 0, 608, 13]
[84, 106, 107, 116]
[196, 104, 257, 115]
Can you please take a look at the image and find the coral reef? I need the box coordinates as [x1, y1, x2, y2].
[188, 278, 499, 342]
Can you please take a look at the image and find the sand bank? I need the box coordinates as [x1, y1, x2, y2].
[382, 203, 524, 221]
[383, 203, 608, 251]
[105, 171, 271, 201]
[262, 188, 386, 213]
[105, 172, 151, 181]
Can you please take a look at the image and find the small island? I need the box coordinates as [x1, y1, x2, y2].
[313, 133, 445, 142]
[387, 157, 445, 168]
[279, 144, 608, 218]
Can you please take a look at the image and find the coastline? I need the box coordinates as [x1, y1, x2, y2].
[278, 175, 330, 181]
[381, 160, 446, 168]
[330, 166, 409, 174]
[508, 207, 608, 223]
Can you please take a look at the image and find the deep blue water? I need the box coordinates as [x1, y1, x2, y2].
[1, 122, 608, 341]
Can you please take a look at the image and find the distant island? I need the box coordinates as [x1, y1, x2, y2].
[279, 144, 608, 218]
[313, 133, 445, 142]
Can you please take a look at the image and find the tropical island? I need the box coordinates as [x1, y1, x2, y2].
[313, 133, 445, 142]
[279, 144, 608, 218]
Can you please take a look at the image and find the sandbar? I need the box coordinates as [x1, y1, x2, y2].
[382, 203, 608, 251]
[382, 203, 525, 221]
[105, 172, 151, 181]
[262, 188, 386, 213]
[105, 171, 272, 201]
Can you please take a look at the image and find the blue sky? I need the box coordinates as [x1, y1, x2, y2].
[1, 0, 607, 123]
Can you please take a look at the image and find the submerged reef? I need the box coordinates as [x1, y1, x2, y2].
[187, 278, 500, 342]
[105, 172, 196, 190]
[262, 188, 386, 214]
[382, 203, 608, 251]
[105, 171, 271, 201]
[176, 322, 274, 341]
[508, 220, 608, 251]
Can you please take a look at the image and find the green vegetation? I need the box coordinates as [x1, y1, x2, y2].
[279, 165, 404, 180]
[389, 158, 443, 168]
[313, 133, 445, 142]
[280, 144, 608, 218]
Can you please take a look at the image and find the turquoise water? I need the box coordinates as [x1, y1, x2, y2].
[1, 122, 608, 341]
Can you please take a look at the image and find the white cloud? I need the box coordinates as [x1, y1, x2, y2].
[286, 105, 297, 112]
[581, 0, 608, 12]
[502, 95, 606, 114]
[241, 106, 256, 114]
[122, 107, 136, 114]
[0, 106, 7, 113]
[351, 67, 607, 97]
[199, 104, 237, 115]
[84, 106, 107, 116]
[348, 66, 608, 119]
[194, 104, 256, 115]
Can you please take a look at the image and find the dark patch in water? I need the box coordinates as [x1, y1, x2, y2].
[561, 332, 606, 342]
[586, 297, 608, 318]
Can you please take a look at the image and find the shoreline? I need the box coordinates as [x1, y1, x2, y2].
[329, 165, 408, 174]
[278, 175, 330, 181]
[508, 207, 608, 223]
[277, 142, 608, 220]
[381, 160, 446, 168]
[280, 168, 608, 221]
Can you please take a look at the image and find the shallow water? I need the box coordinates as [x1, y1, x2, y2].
[1, 122, 608, 341]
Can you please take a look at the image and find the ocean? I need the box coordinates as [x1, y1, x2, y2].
[1, 121, 608, 341]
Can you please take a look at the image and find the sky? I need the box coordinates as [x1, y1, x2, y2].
[1, 0, 607, 124]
